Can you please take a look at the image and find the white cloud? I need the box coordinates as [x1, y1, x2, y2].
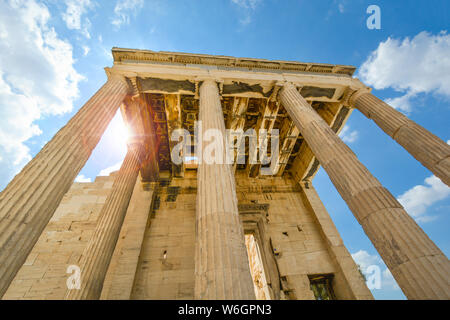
[62, 0, 94, 38]
[82, 45, 90, 56]
[351, 250, 400, 291]
[99, 161, 123, 176]
[384, 92, 415, 113]
[231, 0, 262, 26]
[239, 15, 252, 26]
[333, 0, 348, 13]
[352, 250, 381, 270]
[339, 125, 358, 143]
[75, 174, 92, 183]
[111, 0, 144, 28]
[359, 31, 450, 112]
[397, 175, 450, 223]
[231, 0, 261, 10]
[0, 0, 82, 189]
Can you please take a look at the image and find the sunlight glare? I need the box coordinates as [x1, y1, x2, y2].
[108, 110, 130, 153]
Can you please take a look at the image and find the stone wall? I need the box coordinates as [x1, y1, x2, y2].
[3, 170, 371, 300]
[3, 174, 116, 299]
[130, 173, 197, 299]
[234, 172, 371, 300]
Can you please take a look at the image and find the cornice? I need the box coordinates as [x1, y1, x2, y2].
[111, 47, 357, 77]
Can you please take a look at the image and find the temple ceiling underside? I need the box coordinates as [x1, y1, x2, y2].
[121, 89, 351, 183]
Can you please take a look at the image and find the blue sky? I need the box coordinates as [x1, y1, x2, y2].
[0, 0, 449, 299]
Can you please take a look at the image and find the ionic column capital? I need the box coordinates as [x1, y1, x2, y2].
[196, 77, 222, 84]
[345, 87, 372, 107]
[275, 81, 298, 103]
[280, 81, 295, 89]
[127, 77, 140, 98]
[104, 67, 134, 94]
[198, 78, 225, 100]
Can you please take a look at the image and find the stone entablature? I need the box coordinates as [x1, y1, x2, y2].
[108, 48, 367, 105]
[112, 48, 357, 76]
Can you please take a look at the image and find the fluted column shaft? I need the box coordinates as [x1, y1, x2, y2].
[352, 91, 450, 186]
[66, 143, 144, 300]
[280, 82, 449, 300]
[0, 75, 129, 297]
[195, 80, 255, 300]
[100, 179, 156, 300]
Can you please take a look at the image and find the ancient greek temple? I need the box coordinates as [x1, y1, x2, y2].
[0, 48, 448, 300]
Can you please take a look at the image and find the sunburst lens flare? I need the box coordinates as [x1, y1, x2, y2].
[109, 110, 130, 152]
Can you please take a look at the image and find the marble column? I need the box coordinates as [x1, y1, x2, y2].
[65, 142, 144, 300]
[100, 179, 156, 300]
[195, 79, 255, 300]
[0, 75, 129, 297]
[279, 82, 449, 300]
[350, 90, 450, 186]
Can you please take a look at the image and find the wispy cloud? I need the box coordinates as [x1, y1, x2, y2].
[359, 31, 450, 113]
[339, 125, 358, 143]
[336, 0, 347, 13]
[82, 45, 90, 56]
[231, 0, 261, 10]
[75, 174, 92, 183]
[397, 175, 450, 223]
[351, 250, 400, 291]
[111, 0, 144, 28]
[325, 0, 347, 20]
[62, 0, 95, 38]
[384, 92, 416, 113]
[99, 161, 122, 176]
[230, 0, 262, 26]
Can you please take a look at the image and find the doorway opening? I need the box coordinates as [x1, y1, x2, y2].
[308, 274, 336, 300]
[245, 233, 271, 300]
